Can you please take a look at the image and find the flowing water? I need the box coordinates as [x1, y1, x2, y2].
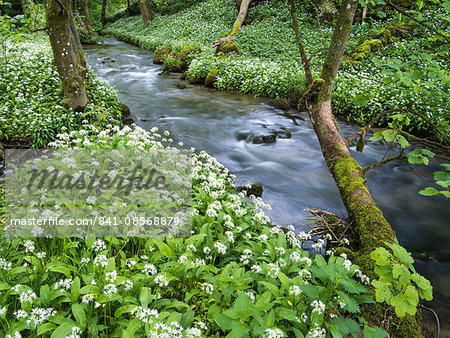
[85, 38, 450, 334]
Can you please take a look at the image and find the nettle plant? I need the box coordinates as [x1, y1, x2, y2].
[370, 241, 433, 317]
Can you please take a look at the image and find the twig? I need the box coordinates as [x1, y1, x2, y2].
[363, 154, 405, 173]
[305, 47, 327, 67]
[420, 304, 440, 338]
[311, 3, 327, 48]
[387, 1, 450, 44]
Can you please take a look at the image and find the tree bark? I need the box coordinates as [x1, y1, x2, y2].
[138, 0, 154, 24]
[73, 0, 85, 27]
[101, 0, 108, 24]
[46, 0, 88, 111]
[127, 0, 131, 15]
[362, 0, 369, 24]
[211, 0, 251, 48]
[21, 0, 27, 14]
[82, 0, 91, 31]
[300, 0, 424, 333]
[287, 0, 313, 86]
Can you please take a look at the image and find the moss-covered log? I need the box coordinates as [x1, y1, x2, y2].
[303, 0, 424, 335]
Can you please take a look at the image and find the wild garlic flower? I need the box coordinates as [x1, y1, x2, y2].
[142, 263, 157, 276]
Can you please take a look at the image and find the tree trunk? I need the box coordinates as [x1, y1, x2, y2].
[73, 0, 85, 27]
[21, 0, 27, 14]
[287, 0, 313, 86]
[301, 0, 424, 334]
[83, 0, 91, 31]
[362, 0, 369, 24]
[46, 0, 88, 111]
[211, 0, 251, 48]
[127, 0, 131, 15]
[138, 0, 154, 24]
[101, 0, 108, 24]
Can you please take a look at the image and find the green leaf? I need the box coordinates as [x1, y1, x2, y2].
[363, 324, 387, 338]
[419, 187, 439, 196]
[140, 287, 153, 307]
[370, 247, 392, 266]
[37, 322, 57, 335]
[51, 322, 76, 338]
[71, 276, 81, 303]
[72, 303, 86, 329]
[354, 93, 369, 107]
[390, 285, 419, 317]
[372, 280, 392, 303]
[152, 238, 173, 257]
[115, 304, 138, 317]
[180, 310, 195, 329]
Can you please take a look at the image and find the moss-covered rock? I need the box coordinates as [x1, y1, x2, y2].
[176, 82, 187, 89]
[162, 52, 185, 73]
[153, 46, 172, 64]
[188, 75, 206, 85]
[346, 21, 415, 62]
[205, 71, 218, 88]
[215, 41, 241, 56]
[178, 44, 202, 63]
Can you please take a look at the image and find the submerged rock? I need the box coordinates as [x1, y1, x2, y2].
[176, 82, 187, 89]
[272, 127, 292, 139]
[251, 134, 276, 144]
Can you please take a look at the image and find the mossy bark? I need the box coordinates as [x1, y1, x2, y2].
[304, 0, 424, 334]
[46, 0, 88, 112]
[211, 0, 251, 48]
[83, 0, 92, 32]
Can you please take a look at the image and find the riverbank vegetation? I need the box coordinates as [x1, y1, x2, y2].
[0, 0, 448, 336]
[104, 0, 449, 142]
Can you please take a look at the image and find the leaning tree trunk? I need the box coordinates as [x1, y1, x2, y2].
[303, 0, 424, 334]
[46, 0, 88, 111]
[101, 0, 108, 24]
[82, 0, 91, 31]
[138, 0, 154, 24]
[211, 0, 251, 48]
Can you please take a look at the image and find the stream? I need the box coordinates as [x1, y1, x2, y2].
[85, 38, 450, 333]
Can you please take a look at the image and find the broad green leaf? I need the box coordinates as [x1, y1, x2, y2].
[419, 187, 439, 196]
[152, 238, 173, 257]
[51, 322, 76, 338]
[72, 303, 86, 329]
[370, 247, 392, 266]
[71, 276, 81, 303]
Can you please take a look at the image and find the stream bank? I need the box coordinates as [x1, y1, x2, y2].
[85, 38, 450, 335]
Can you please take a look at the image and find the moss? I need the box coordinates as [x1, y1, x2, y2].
[178, 44, 202, 63]
[188, 74, 206, 85]
[153, 46, 172, 64]
[215, 41, 241, 56]
[205, 71, 218, 88]
[229, 20, 241, 37]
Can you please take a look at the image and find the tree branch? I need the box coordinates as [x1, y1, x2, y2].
[387, 0, 450, 43]
[363, 155, 405, 173]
